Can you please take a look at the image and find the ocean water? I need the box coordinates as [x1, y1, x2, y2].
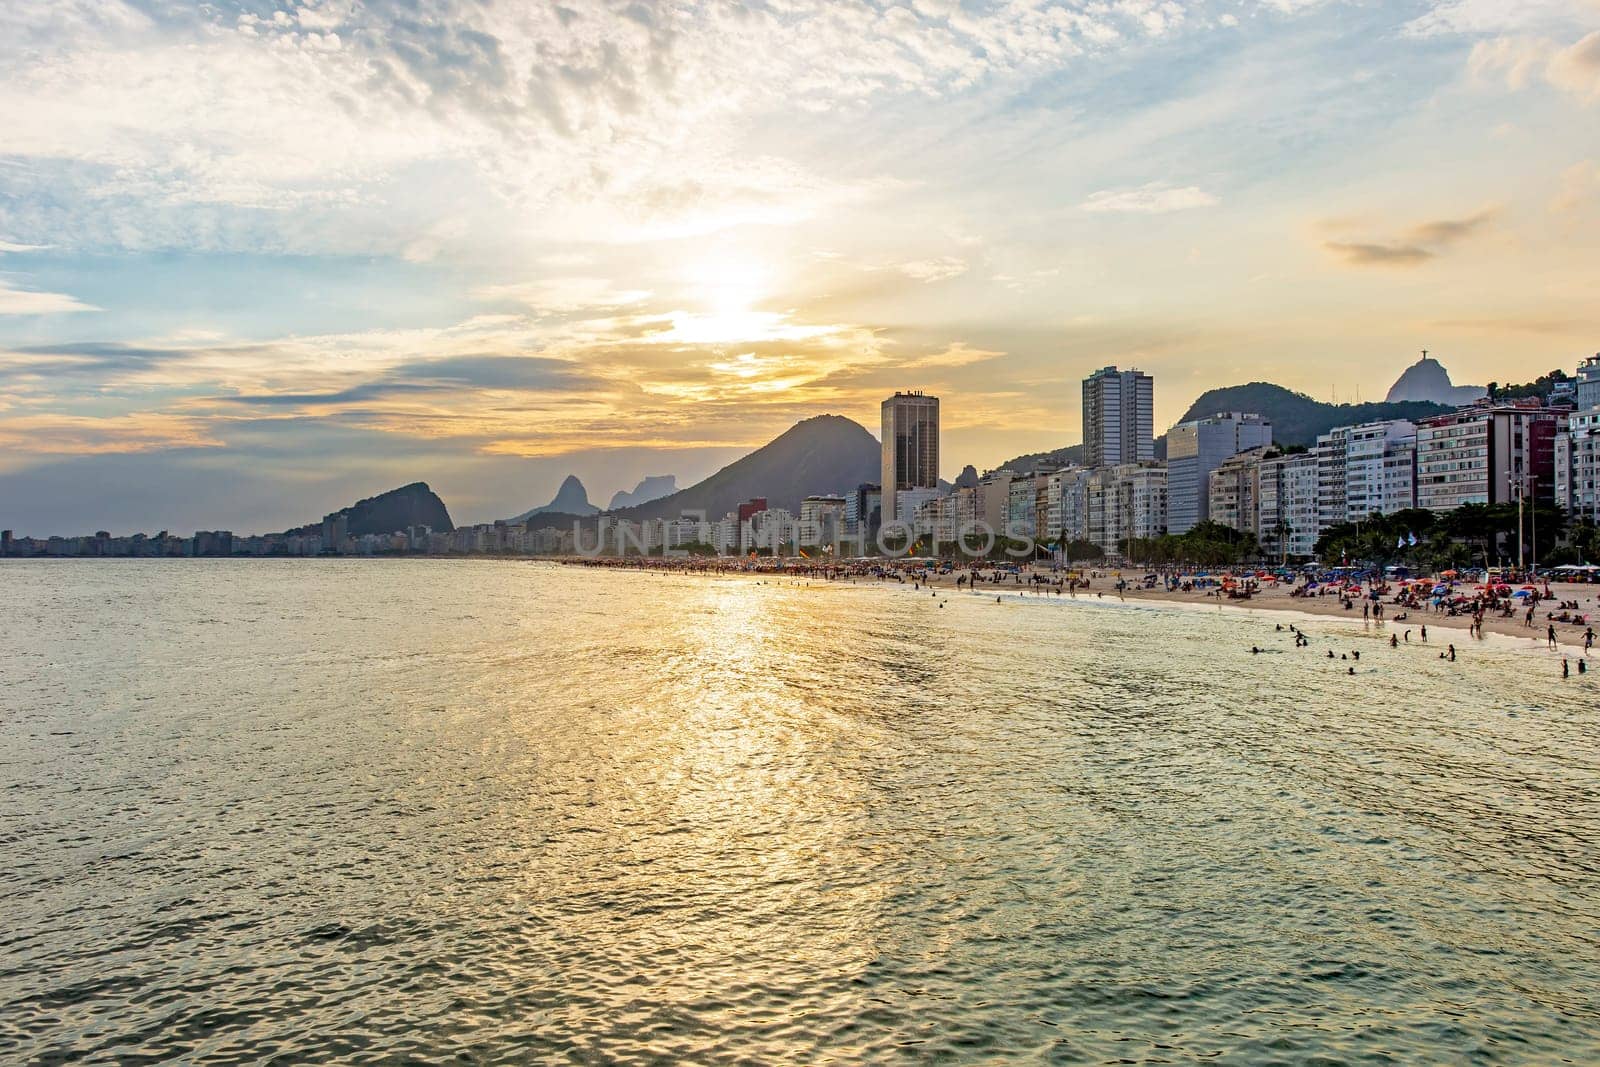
[1, 559, 1597, 1064]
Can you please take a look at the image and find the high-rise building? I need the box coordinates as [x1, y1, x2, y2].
[844, 484, 881, 539]
[1082, 367, 1154, 470]
[1051, 467, 1094, 546]
[1576, 354, 1600, 412]
[1313, 425, 1352, 536]
[1344, 421, 1415, 519]
[880, 392, 940, 523]
[1555, 407, 1600, 523]
[1259, 450, 1319, 561]
[1087, 462, 1167, 557]
[1209, 446, 1270, 540]
[1415, 400, 1561, 511]
[799, 496, 846, 545]
[736, 498, 768, 553]
[1165, 412, 1272, 534]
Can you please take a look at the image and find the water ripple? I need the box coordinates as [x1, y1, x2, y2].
[0, 559, 1596, 1063]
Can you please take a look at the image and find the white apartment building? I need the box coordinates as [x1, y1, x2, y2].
[1082, 367, 1155, 469]
[1209, 447, 1269, 539]
[1006, 477, 1036, 539]
[1087, 463, 1167, 557]
[1343, 420, 1417, 519]
[1415, 401, 1561, 511]
[1166, 413, 1272, 533]
[799, 496, 846, 545]
[1259, 450, 1319, 560]
[1555, 406, 1600, 523]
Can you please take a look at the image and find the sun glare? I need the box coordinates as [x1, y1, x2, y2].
[682, 251, 771, 317]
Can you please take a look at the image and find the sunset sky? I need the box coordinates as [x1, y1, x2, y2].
[3, 0, 1599, 532]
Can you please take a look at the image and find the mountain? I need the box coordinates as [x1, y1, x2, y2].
[510, 474, 597, 522]
[608, 475, 678, 511]
[1385, 355, 1485, 405]
[611, 414, 880, 522]
[308, 482, 453, 535]
[952, 464, 980, 488]
[1177, 383, 1451, 447]
[997, 444, 1085, 474]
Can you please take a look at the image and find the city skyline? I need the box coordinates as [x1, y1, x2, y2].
[3, 0, 1600, 533]
[10, 356, 1594, 557]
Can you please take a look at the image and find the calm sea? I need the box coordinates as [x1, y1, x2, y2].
[2, 559, 1597, 1063]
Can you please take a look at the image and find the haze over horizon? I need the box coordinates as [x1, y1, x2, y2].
[3, 0, 1599, 532]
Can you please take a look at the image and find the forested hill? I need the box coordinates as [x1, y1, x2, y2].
[1177, 383, 1450, 447]
[996, 382, 1451, 474]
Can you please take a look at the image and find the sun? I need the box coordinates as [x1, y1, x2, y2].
[680, 250, 772, 318]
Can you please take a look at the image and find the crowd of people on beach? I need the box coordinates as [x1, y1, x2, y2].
[560, 554, 1597, 676]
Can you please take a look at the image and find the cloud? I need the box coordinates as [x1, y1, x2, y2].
[1322, 241, 1436, 267]
[0, 412, 223, 455]
[0, 234, 96, 313]
[901, 342, 1005, 368]
[0, 281, 99, 315]
[1471, 30, 1600, 104]
[1080, 183, 1219, 214]
[1320, 209, 1496, 268]
[1406, 0, 1593, 37]
[212, 355, 603, 408]
[897, 257, 968, 283]
[473, 278, 652, 313]
[1552, 160, 1600, 212]
[1549, 30, 1600, 102]
[0, 0, 1315, 256]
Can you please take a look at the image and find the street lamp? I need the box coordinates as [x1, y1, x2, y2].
[1507, 467, 1530, 577]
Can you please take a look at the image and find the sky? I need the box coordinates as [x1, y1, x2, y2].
[2, 0, 1599, 534]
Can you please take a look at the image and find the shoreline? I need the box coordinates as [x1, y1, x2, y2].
[563, 557, 1600, 655]
[952, 576, 1598, 654]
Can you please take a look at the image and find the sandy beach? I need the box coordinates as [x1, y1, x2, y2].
[1075, 574, 1599, 654]
[562, 556, 1600, 655]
